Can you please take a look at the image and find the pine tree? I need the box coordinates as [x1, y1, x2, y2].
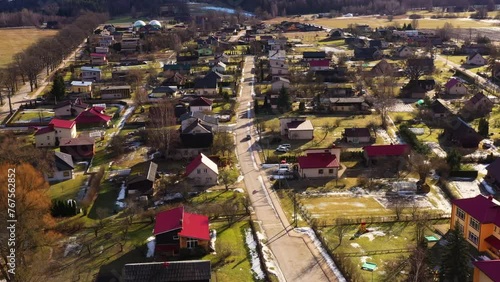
[478, 118, 489, 137]
[254, 99, 259, 114]
[440, 225, 472, 282]
[277, 86, 290, 110]
[446, 149, 462, 171]
[406, 23, 413, 30]
[50, 74, 66, 100]
[402, 23, 407, 30]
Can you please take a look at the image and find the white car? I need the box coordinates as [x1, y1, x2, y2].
[275, 146, 289, 152]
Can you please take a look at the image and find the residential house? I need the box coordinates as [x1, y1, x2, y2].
[345, 37, 368, 48]
[185, 153, 219, 186]
[308, 60, 330, 71]
[212, 61, 227, 73]
[90, 53, 108, 65]
[180, 119, 214, 148]
[70, 81, 93, 95]
[80, 67, 101, 81]
[45, 151, 74, 182]
[98, 35, 114, 47]
[153, 206, 210, 255]
[302, 51, 327, 61]
[298, 147, 341, 178]
[269, 50, 287, 64]
[35, 119, 77, 148]
[396, 46, 413, 58]
[407, 57, 435, 74]
[450, 195, 500, 259]
[95, 46, 108, 54]
[279, 117, 314, 140]
[485, 158, 500, 192]
[193, 71, 223, 96]
[445, 77, 467, 95]
[149, 86, 179, 99]
[401, 79, 435, 99]
[368, 59, 397, 77]
[271, 77, 290, 92]
[363, 144, 410, 166]
[59, 137, 95, 160]
[444, 117, 482, 148]
[54, 99, 89, 117]
[121, 38, 140, 52]
[269, 50, 289, 77]
[268, 38, 287, 50]
[354, 47, 382, 60]
[369, 39, 388, 49]
[122, 261, 211, 282]
[315, 67, 348, 83]
[344, 128, 372, 143]
[430, 99, 452, 118]
[179, 111, 218, 130]
[74, 107, 112, 128]
[189, 97, 213, 113]
[99, 85, 132, 99]
[163, 64, 191, 76]
[324, 86, 354, 97]
[321, 97, 369, 112]
[126, 161, 158, 196]
[215, 53, 231, 64]
[463, 92, 494, 118]
[473, 260, 500, 282]
[162, 72, 186, 86]
[466, 52, 487, 66]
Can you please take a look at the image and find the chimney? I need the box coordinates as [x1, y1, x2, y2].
[488, 195, 493, 201]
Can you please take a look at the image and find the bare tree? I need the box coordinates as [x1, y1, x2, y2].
[408, 246, 431, 282]
[391, 197, 405, 221]
[333, 217, 350, 249]
[401, 56, 429, 81]
[147, 100, 179, 157]
[371, 74, 397, 129]
[212, 130, 235, 158]
[321, 122, 336, 141]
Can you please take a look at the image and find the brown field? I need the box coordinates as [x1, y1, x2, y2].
[0, 28, 58, 67]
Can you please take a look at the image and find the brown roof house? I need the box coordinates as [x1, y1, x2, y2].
[430, 99, 452, 118]
[444, 117, 483, 148]
[126, 161, 158, 196]
[400, 79, 435, 99]
[344, 128, 372, 144]
[279, 117, 314, 140]
[462, 92, 494, 119]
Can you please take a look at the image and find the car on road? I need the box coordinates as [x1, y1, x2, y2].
[275, 145, 289, 152]
[280, 144, 291, 149]
[246, 134, 251, 140]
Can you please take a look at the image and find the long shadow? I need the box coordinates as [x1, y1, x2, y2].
[88, 183, 121, 220]
[95, 245, 152, 282]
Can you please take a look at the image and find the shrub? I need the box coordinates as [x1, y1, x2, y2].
[51, 200, 79, 217]
[399, 124, 430, 154]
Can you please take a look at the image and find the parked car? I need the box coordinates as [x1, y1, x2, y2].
[275, 145, 289, 152]
[246, 134, 251, 140]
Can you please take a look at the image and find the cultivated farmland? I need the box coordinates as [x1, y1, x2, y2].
[0, 28, 58, 67]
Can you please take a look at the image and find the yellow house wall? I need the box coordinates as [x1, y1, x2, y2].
[473, 268, 494, 282]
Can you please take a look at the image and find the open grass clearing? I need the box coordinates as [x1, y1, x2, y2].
[49, 175, 87, 201]
[202, 220, 254, 282]
[10, 109, 54, 123]
[0, 28, 58, 67]
[301, 196, 393, 220]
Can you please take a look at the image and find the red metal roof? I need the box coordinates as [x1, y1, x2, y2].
[298, 152, 339, 169]
[309, 60, 330, 67]
[49, 118, 75, 129]
[452, 195, 500, 226]
[485, 235, 500, 250]
[473, 260, 500, 281]
[34, 125, 54, 136]
[90, 53, 106, 57]
[74, 108, 111, 124]
[154, 206, 210, 241]
[363, 144, 409, 157]
[190, 97, 213, 107]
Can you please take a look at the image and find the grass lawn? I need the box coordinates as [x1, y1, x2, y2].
[489, 106, 500, 141]
[321, 220, 444, 281]
[301, 196, 392, 220]
[212, 101, 234, 113]
[87, 180, 121, 220]
[10, 110, 54, 123]
[446, 55, 466, 65]
[49, 175, 87, 201]
[0, 28, 58, 67]
[203, 220, 254, 282]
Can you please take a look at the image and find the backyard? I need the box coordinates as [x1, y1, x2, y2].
[9, 109, 54, 124]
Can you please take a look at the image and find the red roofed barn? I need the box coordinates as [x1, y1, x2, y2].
[298, 147, 341, 178]
[154, 206, 210, 256]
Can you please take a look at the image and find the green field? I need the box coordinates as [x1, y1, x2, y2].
[49, 175, 87, 201]
[10, 109, 54, 123]
[0, 28, 58, 67]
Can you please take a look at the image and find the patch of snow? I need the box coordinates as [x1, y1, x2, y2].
[480, 179, 495, 195]
[146, 236, 155, 258]
[350, 243, 361, 248]
[210, 230, 217, 253]
[234, 188, 245, 193]
[236, 175, 244, 183]
[360, 256, 371, 263]
[245, 229, 265, 280]
[256, 231, 282, 278]
[474, 164, 489, 175]
[294, 227, 347, 282]
[359, 229, 386, 241]
[116, 183, 126, 201]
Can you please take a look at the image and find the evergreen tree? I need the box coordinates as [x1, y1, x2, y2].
[402, 23, 407, 30]
[440, 225, 472, 282]
[254, 99, 259, 114]
[277, 86, 290, 110]
[446, 149, 462, 171]
[50, 74, 66, 101]
[406, 23, 413, 30]
[298, 101, 305, 112]
[478, 118, 489, 137]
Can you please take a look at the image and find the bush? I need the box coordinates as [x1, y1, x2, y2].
[54, 221, 85, 235]
[409, 14, 422, 19]
[399, 124, 430, 154]
[51, 200, 79, 217]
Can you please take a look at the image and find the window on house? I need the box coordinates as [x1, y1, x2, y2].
[456, 208, 465, 220]
[456, 222, 464, 233]
[63, 171, 70, 177]
[329, 169, 334, 174]
[186, 238, 198, 249]
[470, 218, 480, 231]
[318, 169, 324, 174]
[203, 169, 207, 173]
[468, 231, 479, 245]
[47, 136, 50, 140]
[197, 169, 201, 174]
[173, 235, 179, 240]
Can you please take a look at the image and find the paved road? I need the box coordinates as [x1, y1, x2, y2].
[235, 56, 339, 282]
[0, 41, 86, 115]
